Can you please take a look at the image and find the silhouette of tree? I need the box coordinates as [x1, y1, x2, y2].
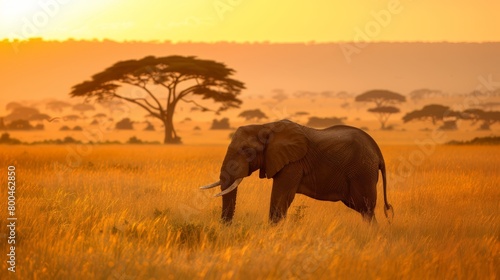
[28, 113, 51, 122]
[93, 113, 107, 119]
[478, 102, 500, 111]
[355, 90, 406, 129]
[294, 111, 310, 116]
[73, 103, 95, 115]
[306, 116, 345, 128]
[272, 89, 288, 103]
[211, 118, 231, 130]
[46, 101, 72, 112]
[144, 121, 155, 131]
[367, 106, 400, 130]
[0, 133, 21, 144]
[409, 89, 444, 104]
[4, 107, 40, 122]
[6, 102, 23, 111]
[116, 118, 134, 130]
[7, 119, 34, 130]
[403, 104, 460, 130]
[70, 55, 244, 144]
[462, 109, 500, 130]
[63, 114, 80, 121]
[238, 109, 268, 121]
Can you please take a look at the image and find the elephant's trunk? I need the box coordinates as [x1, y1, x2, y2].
[221, 182, 238, 223]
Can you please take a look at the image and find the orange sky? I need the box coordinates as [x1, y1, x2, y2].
[1, 0, 499, 42]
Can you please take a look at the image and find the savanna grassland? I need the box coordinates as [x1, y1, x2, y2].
[0, 144, 498, 279]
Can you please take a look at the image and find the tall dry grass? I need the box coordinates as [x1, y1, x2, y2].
[0, 144, 498, 279]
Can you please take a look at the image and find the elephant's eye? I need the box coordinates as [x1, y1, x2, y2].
[239, 147, 256, 161]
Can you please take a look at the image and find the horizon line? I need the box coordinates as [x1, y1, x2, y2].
[2, 37, 500, 44]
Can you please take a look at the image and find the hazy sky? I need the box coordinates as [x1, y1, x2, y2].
[1, 0, 499, 42]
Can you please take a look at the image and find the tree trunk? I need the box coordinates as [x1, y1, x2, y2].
[162, 105, 181, 144]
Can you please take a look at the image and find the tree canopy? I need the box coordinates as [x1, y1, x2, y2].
[4, 106, 50, 122]
[238, 109, 268, 121]
[355, 90, 406, 107]
[462, 109, 500, 130]
[356, 90, 406, 129]
[402, 104, 459, 125]
[46, 101, 72, 112]
[70, 55, 245, 143]
[306, 116, 345, 128]
[403, 104, 461, 130]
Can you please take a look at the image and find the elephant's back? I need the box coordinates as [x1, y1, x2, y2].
[306, 125, 383, 166]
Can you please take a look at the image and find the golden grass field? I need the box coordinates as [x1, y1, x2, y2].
[0, 144, 499, 279]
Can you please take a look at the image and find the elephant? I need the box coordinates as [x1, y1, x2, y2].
[201, 119, 393, 224]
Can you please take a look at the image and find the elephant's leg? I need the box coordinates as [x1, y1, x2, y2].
[342, 181, 377, 223]
[269, 165, 302, 224]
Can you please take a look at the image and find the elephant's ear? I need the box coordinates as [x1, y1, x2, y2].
[264, 121, 308, 178]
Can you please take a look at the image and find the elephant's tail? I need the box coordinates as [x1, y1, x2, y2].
[380, 161, 394, 223]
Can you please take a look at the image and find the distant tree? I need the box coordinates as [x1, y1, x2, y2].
[367, 106, 400, 130]
[73, 103, 95, 115]
[294, 111, 310, 116]
[28, 113, 51, 122]
[403, 104, 460, 130]
[116, 118, 134, 130]
[293, 90, 318, 98]
[306, 116, 345, 128]
[478, 102, 500, 111]
[93, 113, 107, 119]
[60, 126, 71, 131]
[7, 119, 34, 130]
[63, 114, 80, 121]
[99, 99, 126, 114]
[320, 91, 335, 98]
[144, 121, 155, 131]
[409, 89, 444, 104]
[5, 102, 23, 111]
[73, 126, 83, 131]
[211, 118, 231, 130]
[272, 89, 288, 103]
[70, 55, 244, 144]
[0, 133, 21, 144]
[4, 106, 40, 122]
[355, 90, 406, 129]
[46, 101, 72, 112]
[0, 118, 5, 130]
[238, 109, 268, 121]
[462, 109, 500, 130]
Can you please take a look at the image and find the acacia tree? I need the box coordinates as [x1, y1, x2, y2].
[403, 104, 460, 130]
[355, 90, 406, 129]
[462, 109, 500, 130]
[238, 109, 268, 122]
[70, 55, 245, 143]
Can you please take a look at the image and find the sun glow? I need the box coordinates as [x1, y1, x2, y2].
[0, 1, 499, 42]
[0, 0, 39, 23]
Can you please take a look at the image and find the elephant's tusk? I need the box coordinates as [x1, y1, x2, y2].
[200, 180, 221, 189]
[214, 178, 243, 197]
